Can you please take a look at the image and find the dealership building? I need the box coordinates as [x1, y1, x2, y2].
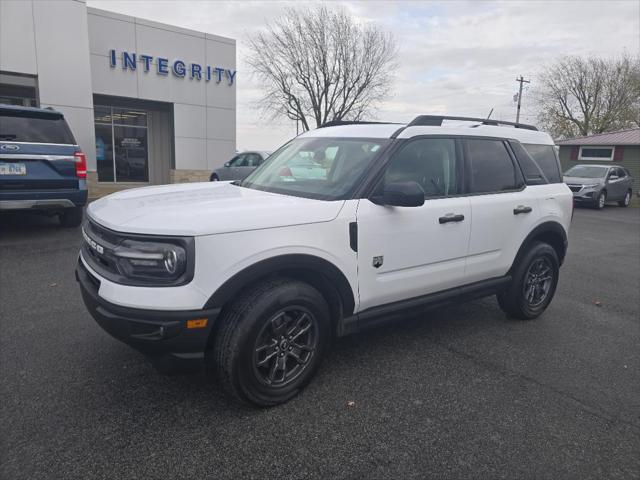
[0, 0, 236, 196]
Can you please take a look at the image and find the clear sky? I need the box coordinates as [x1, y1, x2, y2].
[88, 0, 639, 151]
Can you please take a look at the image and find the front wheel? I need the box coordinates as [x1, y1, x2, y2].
[210, 278, 330, 407]
[618, 190, 631, 207]
[210, 173, 219, 182]
[497, 241, 559, 320]
[595, 191, 606, 209]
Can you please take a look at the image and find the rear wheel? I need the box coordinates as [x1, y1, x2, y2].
[595, 190, 606, 209]
[59, 206, 83, 228]
[210, 277, 330, 407]
[210, 173, 219, 182]
[618, 190, 631, 207]
[497, 241, 559, 320]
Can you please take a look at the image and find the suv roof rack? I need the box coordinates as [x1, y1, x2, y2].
[319, 120, 400, 128]
[406, 115, 538, 131]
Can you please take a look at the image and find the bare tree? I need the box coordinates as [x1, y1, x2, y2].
[247, 6, 397, 131]
[534, 54, 640, 139]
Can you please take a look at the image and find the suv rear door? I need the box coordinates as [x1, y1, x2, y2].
[0, 108, 79, 191]
[463, 138, 541, 283]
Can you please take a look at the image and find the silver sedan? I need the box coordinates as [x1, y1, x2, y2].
[210, 151, 271, 182]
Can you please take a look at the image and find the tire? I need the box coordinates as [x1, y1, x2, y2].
[618, 190, 631, 207]
[594, 190, 606, 209]
[210, 277, 331, 407]
[497, 241, 560, 320]
[59, 206, 83, 228]
[210, 174, 219, 182]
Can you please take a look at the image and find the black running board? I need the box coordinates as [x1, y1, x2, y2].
[338, 275, 511, 336]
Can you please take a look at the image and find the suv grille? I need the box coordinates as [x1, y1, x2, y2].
[567, 185, 582, 193]
[81, 219, 121, 277]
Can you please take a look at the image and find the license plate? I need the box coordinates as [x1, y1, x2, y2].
[0, 163, 27, 175]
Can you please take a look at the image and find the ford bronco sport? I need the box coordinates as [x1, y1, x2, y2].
[76, 115, 572, 406]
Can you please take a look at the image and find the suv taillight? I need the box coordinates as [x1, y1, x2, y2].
[74, 151, 87, 179]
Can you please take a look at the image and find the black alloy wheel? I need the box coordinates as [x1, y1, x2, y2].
[522, 257, 554, 307]
[252, 307, 318, 387]
[497, 241, 560, 320]
[210, 277, 330, 407]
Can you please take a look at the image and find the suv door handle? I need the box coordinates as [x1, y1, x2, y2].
[513, 205, 532, 215]
[439, 214, 465, 224]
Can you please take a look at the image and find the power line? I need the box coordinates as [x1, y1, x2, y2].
[515, 75, 530, 124]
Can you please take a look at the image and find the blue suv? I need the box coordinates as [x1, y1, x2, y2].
[0, 105, 88, 227]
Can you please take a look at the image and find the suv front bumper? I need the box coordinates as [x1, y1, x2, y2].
[76, 259, 220, 372]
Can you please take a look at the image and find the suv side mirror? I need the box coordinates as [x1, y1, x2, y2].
[224, 162, 230, 167]
[608, 174, 619, 181]
[375, 181, 425, 207]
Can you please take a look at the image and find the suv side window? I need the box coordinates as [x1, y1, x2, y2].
[244, 153, 262, 167]
[467, 139, 520, 193]
[384, 138, 459, 198]
[522, 144, 562, 183]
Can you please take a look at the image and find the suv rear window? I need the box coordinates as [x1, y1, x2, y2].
[522, 144, 562, 183]
[467, 139, 519, 193]
[0, 111, 75, 144]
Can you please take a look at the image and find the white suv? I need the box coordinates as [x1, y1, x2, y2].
[77, 115, 572, 406]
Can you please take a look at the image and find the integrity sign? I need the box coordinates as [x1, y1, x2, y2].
[109, 49, 237, 85]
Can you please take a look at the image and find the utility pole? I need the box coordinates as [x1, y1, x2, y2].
[515, 75, 530, 124]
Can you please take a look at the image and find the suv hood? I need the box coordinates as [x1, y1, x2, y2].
[87, 182, 344, 236]
[563, 176, 604, 185]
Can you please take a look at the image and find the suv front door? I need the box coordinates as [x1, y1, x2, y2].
[356, 137, 471, 312]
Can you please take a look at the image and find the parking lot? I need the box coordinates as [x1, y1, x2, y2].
[1, 206, 639, 479]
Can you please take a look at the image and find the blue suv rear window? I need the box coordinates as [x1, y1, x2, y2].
[0, 111, 75, 144]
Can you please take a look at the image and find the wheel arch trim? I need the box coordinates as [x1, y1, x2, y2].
[203, 253, 356, 315]
[510, 221, 568, 271]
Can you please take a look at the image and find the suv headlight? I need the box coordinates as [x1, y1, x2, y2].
[114, 240, 188, 280]
[81, 220, 195, 287]
[582, 184, 599, 189]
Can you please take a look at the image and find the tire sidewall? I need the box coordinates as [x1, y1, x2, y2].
[513, 243, 560, 319]
[596, 191, 606, 209]
[232, 281, 330, 406]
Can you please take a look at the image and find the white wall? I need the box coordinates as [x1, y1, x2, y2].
[87, 7, 237, 171]
[0, 0, 96, 167]
[0, 0, 236, 174]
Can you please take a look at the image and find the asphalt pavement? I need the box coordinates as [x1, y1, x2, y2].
[1, 206, 639, 479]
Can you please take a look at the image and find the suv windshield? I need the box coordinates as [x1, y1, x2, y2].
[564, 165, 608, 178]
[0, 111, 75, 144]
[241, 137, 388, 200]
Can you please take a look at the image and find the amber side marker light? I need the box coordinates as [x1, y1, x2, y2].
[187, 318, 208, 329]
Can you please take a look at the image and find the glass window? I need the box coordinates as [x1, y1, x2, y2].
[522, 144, 562, 183]
[384, 138, 459, 198]
[114, 126, 148, 182]
[564, 165, 609, 178]
[95, 124, 114, 182]
[0, 112, 75, 144]
[468, 139, 518, 193]
[112, 107, 147, 127]
[94, 105, 149, 183]
[227, 155, 243, 167]
[245, 153, 262, 167]
[579, 146, 614, 161]
[241, 137, 387, 200]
